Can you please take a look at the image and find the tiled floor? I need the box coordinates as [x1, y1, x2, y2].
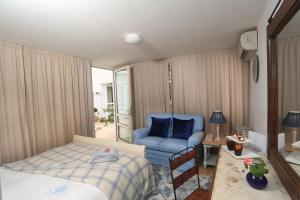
[95, 122, 116, 141]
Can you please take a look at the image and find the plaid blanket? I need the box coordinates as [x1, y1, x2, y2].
[4, 142, 156, 200]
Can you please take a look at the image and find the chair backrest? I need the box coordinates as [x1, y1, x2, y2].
[169, 147, 200, 199]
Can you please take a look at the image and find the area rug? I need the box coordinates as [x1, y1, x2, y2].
[146, 165, 212, 200]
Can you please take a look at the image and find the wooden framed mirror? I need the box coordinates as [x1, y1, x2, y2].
[267, 0, 300, 199]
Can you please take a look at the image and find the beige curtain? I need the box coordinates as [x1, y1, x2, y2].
[0, 42, 29, 164]
[169, 48, 249, 135]
[278, 37, 300, 128]
[0, 41, 94, 163]
[23, 47, 94, 155]
[132, 60, 170, 128]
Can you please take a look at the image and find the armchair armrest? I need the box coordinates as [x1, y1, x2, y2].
[133, 128, 150, 141]
[188, 131, 205, 147]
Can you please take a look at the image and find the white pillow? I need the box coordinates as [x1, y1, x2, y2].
[248, 131, 267, 154]
[248, 131, 285, 154]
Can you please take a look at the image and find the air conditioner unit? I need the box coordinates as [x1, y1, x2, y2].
[238, 30, 257, 61]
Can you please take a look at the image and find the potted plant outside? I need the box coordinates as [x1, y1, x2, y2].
[93, 108, 99, 122]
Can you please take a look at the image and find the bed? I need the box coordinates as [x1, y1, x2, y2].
[0, 135, 156, 200]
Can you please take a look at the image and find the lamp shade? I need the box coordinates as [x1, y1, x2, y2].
[282, 111, 300, 128]
[209, 111, 226, 124]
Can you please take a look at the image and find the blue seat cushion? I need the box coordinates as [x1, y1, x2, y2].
[159, 138, 188, 153]
[135, 136, 166, 151]
[148, 117, 171, 138]
[172, 118, 194, 140]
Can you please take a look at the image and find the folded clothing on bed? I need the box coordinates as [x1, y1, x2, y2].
[90, 147, 119, 164]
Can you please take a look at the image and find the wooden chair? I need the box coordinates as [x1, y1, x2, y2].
[169, 147, 211, 200]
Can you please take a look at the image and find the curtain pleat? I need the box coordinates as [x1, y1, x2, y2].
[169, 48, 249, 135]
[0, 42, 94, 163]
[0, 42, 29, 164]
[132, 60, 170, 128]
[132, 47, 249, 134]
[23, 47, 94, 155]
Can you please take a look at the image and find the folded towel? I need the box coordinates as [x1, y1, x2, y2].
[93, 147, 118, 157]
[90, 147, 119, 165]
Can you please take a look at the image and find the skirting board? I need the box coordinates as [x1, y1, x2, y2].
[73, 135, 146, 158]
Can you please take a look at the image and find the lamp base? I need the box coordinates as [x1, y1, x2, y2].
[292, 130, 298, 143]
[214, 124, 221, 141]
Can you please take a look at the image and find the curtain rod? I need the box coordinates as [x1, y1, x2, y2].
[268, 0, 283, 24]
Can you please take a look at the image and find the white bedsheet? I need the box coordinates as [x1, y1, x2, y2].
[0, 168, 108, 200]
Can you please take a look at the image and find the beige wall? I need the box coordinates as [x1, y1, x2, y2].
[249, 0, 278, 135]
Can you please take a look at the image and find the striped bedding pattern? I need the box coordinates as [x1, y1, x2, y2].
[4, 142, 156, 200]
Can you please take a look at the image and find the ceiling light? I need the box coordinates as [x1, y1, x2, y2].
[124, 34, 141, 44]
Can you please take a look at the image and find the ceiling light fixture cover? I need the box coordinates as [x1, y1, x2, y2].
[125, 34, 141, 43]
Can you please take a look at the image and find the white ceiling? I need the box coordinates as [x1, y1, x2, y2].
[0, 0, 268, 67]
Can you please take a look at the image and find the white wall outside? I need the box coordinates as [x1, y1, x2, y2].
[92, 67, 113, 117]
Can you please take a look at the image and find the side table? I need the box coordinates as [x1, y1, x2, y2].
[203, 136, 226, 168]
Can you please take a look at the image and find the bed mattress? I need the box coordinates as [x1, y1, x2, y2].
[0, 167, 108, 200]
[2, 142, 156, 200]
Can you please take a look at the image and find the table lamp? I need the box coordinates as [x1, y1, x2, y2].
[282, 111, 300, 143]
[209, 111, 226, 141]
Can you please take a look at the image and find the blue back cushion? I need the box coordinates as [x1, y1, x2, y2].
[172, 118, 194, 140]
[148, 117, 171, 138]
[173, 114, 204, 132]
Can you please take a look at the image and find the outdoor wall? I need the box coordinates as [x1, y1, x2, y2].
[249, 0, 278, 135]
[92, 67, 113, 117]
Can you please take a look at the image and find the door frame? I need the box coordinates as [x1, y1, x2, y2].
[91, 66, 115, 139]
[113, 66, 134, 143]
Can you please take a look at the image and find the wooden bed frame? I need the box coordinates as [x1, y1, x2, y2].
[73, 135, 146, 158]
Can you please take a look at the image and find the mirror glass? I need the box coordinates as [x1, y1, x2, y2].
[277, 10, 300, 176]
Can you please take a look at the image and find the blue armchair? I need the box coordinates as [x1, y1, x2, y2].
[133, 113, 205, 167]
